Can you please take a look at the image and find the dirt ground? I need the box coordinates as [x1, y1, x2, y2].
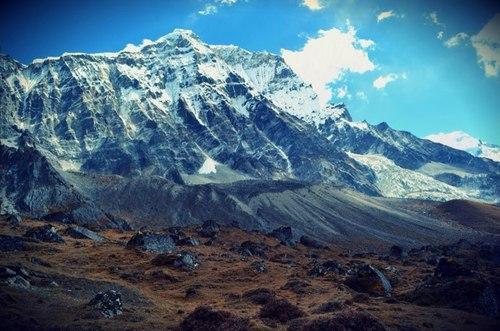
[1, 218, 499, 330]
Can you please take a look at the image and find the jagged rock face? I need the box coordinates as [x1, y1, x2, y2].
[0, 144, 128, 230]
[0, 30, 374, 193]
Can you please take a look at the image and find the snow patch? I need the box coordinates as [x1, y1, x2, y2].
[198, 156, 218, 174]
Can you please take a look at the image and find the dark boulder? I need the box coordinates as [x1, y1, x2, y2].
[345, 264, 392, 297]
[0, 235, 27, 252]
[238, 241, 268, 258]
[243, 288, 276, 305]
[288, 309, 387, 331]
[176, 237, 200, 246]
[259, 298, 306, 323]
[2, 213, 21, 226]
[65, 225, 105, 242]
[308, 260, 344, 277]
[198, 220, 220, 238]
[88, 290, 123, 318]
[179, 306, 251, 331]
[300, 235, 324, 249]
[270, 226, 294, 246]
[0, 266, 31, 290]
[126, 232, 176, 253]
[389, 245, 406, 259]
[407, 277, 499, 317]
[434, 258, 472, 279]
[152, 251, 199, 271]
[23, 224, 65, 243]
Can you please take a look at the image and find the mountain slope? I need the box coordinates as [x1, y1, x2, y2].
[0, 28, 498, 218]
[0, 29, 375, 194]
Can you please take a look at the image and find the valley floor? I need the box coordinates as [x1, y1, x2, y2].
[0, 217, 499, 330]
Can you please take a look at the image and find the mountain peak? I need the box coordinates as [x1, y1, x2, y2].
[425, 131, 500, 162]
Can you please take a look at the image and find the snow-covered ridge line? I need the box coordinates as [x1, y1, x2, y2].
[30, 29, 200, 65]
[425, 131, 500, 162]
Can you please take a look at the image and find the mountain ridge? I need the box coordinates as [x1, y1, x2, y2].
[1, 29, 499, 232]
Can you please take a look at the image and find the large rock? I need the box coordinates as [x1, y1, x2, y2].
[238, 241, 268, 258]
[126, 232, 176, 253]
[0, 235, 27, 252]
[23, 224, 65, 243]
[345, 264, 392, 297]
[88, 290, 123, 318]
[151, 251, 199, 271]
[407, 258, 499, 317]
[270, 226, 294, 246]
[179, 306, 251, 331]
[308, 260, 344, 277]
[299, 235, 324, 249]
[198, 220, 220, 238]
[433, 258, 473, 279]
[65, 226, 105, 242]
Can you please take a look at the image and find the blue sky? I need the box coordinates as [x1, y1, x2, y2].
[1, 0, 499, 144]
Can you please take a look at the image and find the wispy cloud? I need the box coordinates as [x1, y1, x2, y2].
[444, 32, 469, 48]
[302, 0, 323, 11]
[198, 4, 217, 16]
[426, 11, 446, 28]
[471, 13, 500, 77]
[437, 31, 444, 40]
[373, 73, 406, 89]
[282, 23, 376, 105]
[197, 0, 240, 16]
[377, 10, 394, 23]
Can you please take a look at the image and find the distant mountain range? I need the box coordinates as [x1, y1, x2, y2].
[0, 29, 498, 237]
[425, 131, 500, 162]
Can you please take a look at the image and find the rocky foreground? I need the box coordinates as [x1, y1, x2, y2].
[0, 216, 499, 330]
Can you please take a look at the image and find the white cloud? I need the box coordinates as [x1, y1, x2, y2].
[217, 0, 238, 4]
[471, 13, 500, 77]
[302, 0, 323, 10]
[358, 38, 375, 49]
[377, 10, 395, 23]
[122, 39, 154, 52]
[427, 11, 445, 28]
[282, 25, 375, 105]
[335, 86, 349, 99]
[437, 31, 444, 39]
[444, 32, 469, 48]
[373, 73, 404, 89]
[356, 91, 368, 101]
[198, 4, 217, 15]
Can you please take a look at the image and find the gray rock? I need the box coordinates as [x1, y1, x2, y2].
[24, 224, 65, 243]
[300, 235, 325, 249]
[65, 226, 105, 242]
[270, 226, 294, 246]
[126, 232, 176, 253]
[88, 290, 123, 318]
[151, 251, 199, 270]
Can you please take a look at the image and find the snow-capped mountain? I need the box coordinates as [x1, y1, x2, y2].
[425, 131, 500, 162]
[0, 29, 499, 222]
